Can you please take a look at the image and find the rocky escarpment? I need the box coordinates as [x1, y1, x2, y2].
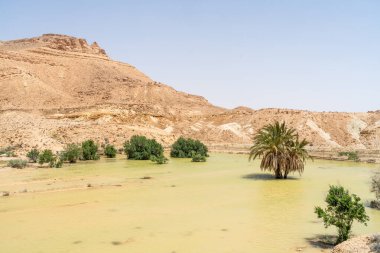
[0, 34, 379, 156]
[332, 234, 380, 253]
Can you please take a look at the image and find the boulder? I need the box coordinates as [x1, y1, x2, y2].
[332, 234, 380, 253]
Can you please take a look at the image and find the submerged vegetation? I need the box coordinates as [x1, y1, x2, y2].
[249, 121, 311, 179]
[170, 137, 208, 158]
[81, 140, 99, 160]
[124, 135, 165, 160]
[315, 185, 369, 244]
[104, 144, 117, 158]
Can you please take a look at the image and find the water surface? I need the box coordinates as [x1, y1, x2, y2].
[0, 153, 379, 253]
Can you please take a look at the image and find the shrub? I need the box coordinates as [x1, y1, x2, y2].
[151, 154, 169, 164]
[7, 159, 27, 169]
[370, 173, 380, 209]
[338, 151, 359, 161]
[191, 153, 207, 162]
[124, 135, 164, 160]
[81, 140, 99, 160]
[104, 144, 117, 158]
[61, 144, 82, 163]
[49, 157, 63, 168]
[315, 185, 369, 244]
[38, 149, 55, 165]
[170, 137, 208, 158]
[26, 149, 39, 163]
[0, 146, 14, 156]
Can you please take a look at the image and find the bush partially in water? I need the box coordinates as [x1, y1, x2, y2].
[150, 154, 169, 164]
[26, 149, 39, 163]
[191, 153, 207, 162]
[104, 144, 117, 158]
[124, 135, 164, 160]
[315, 185, 369, 244]
[338, 151, 359, 161]
[61, 144, 82, 163]
[7, 159, 27, 169]
[170, 137, 208, 158]
[81, 140, 99, 160]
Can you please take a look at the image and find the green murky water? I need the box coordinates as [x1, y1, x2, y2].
[0, 153, 379, 253]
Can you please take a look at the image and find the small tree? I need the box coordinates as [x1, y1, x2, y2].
[81, 140, 99, 160]
[61, 144, 81, 163]
[104, 144, 117, 158]
[38, 149, 55, 165]
[170, 137, 208, 158]
[124, 135, 164, 160]
[26, 149, 39, 163]
[315, 185, 369, 244]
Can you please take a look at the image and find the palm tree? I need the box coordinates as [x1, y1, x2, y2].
[249, 121, 310, 179]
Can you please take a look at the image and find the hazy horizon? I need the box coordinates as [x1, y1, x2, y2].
[1, 0, 379, 112]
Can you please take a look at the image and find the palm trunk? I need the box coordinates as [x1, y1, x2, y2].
[275, 164, 283, 179]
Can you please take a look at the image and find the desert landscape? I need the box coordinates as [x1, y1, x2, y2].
[1, 34, 380, 162]
[0, 33, 379, 253]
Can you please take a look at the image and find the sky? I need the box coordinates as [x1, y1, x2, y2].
[0, 0, 379, 112]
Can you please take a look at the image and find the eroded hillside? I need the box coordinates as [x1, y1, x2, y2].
[0, 34, 379, 156]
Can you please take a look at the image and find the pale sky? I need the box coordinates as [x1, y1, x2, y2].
[1, 0, 379, 112]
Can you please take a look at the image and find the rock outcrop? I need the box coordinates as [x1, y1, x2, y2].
[332, 234, 380, 253]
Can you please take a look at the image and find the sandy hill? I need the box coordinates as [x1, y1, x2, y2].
[0, 34, 379, 157]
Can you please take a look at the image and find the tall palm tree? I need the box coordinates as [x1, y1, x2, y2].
[249, 121, 310, 179]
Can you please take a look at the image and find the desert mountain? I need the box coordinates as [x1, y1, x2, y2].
[0, 34, 379, 156]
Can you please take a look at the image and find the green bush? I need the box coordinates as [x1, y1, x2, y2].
[49, 157, 63, 168]
[61, 144, 82, 163]
[38, 149, 55, 165]
[170, 137, 208, 158]
[7, 159, 27, 169]
[124, 135, 164, 160]
[26, 149, 39, 163]
[315, 185, 369, 244]
[191, 153, 207, 162]
[104, 144, 117, 158]
[151, 154, 169, 164]
[81, 140, 99, 160]
[338, 151, 359, 161]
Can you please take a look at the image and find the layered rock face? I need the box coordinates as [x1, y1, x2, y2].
[0, 34, 379, 156]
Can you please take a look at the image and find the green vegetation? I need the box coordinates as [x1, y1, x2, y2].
[104, 144, 117, 158]
[0, 146, 16, 157]
[81, 140, 99, 160]
[61, 144, 81, 163]
[26, 149, 39, 163]
[38, 149, 55, 165]
[191, 153, 207, 162]
[249, 121, 311, 179]
[124, 135, 164, 160]
[338, 151, 359, 161]
[7, 159, 27, 169]
[315, 185, 369, 244]
[150, 154, 169, 164]
[370, 173, 380, 209]
[170, 137, 208, 158]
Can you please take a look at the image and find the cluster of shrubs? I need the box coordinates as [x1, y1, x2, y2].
[123, 135, 208, 164]
[170, 137, 208, 162]
[5, 136, 209, 169]
[338, 151, 359, 161]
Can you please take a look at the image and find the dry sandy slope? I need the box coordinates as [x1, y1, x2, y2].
[0, 34, 379, 156]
